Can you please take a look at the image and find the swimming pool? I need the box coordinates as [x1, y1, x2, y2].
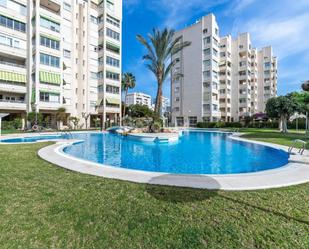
[60, 131, 289, 175]
[0, 135, 65, 143]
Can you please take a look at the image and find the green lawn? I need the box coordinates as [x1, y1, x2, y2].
[0, 142, 308, 249]
[237, 128, 309, 149]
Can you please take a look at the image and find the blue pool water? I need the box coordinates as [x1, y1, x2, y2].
[61, 131, 289, 175]
[0, 135, 64, 143]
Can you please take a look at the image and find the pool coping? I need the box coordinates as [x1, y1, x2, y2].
[34, 131, 309, 191]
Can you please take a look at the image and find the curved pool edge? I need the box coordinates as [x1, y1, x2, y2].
[37, 135, 309, 191]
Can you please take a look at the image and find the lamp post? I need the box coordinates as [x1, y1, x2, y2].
[0, 113, 9, 137]
[301, 81, 309, 135]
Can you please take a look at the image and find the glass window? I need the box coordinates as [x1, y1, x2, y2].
[106, 28, 120, 41]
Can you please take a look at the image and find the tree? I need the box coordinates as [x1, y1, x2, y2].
[69, 116, 80, 130]
[126, 104, 155, 118]
[56, 107, 67, 130]
[266, 96, 297, 133]
[136, 28, 190, 115]
[82, 112, 91, 129]
[27, 112, 43, 126]
[121, 73, 136, 116]
[288, 91, 309, 134]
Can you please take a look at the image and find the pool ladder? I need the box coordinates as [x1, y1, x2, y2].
[288, 139, 306, 155]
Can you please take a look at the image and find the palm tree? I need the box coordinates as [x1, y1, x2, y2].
[136, 28, 190, 115]
[122, 72, 136, 116]
[56, 107, 67, 130]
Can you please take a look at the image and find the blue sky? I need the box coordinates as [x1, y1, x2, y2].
[122, 0, 309, 99]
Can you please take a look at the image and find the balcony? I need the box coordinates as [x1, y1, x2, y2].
[39, 101, 61, 111]
[0, 82, 27, 94]
[0, 99, 26, 110]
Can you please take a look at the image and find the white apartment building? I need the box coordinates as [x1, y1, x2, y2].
[171, 14, 277, 127]
[125, 92, 152, 109]
[0, 0, 122, 129]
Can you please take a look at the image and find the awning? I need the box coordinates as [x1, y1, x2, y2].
[40, 33, 60, 41]
[0, 71, 26, 83]
[39, 71, 61, 85]
[106, 98, 120, 105]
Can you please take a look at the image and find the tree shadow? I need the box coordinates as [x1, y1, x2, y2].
[219, 194, 309, 226]
[145, 175, 220, 203]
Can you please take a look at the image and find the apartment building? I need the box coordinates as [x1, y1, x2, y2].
[125, 92, 152, 109]
[171, 14, 277, 127]
[0, 0, 122, 129]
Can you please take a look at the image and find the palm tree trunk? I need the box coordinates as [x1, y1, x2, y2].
[123, 88, 128, 118]
[155, 83, 163, 116]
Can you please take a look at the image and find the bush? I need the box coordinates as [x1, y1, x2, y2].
[226, 122, 243, 128]
[2, 118, 22, 130]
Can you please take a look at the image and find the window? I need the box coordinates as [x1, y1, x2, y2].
[220, 52, 226, 57]
[213, 104, 218, 111]
[98, 85, 104, 92]
[40, 92, 60, 103]
[63, 2, 71, 11]
[203, 48, 211, 56]
[106, 85, 119, 94]
[40, 16, 60, 33]
[90, 15, 98, 24]
[203, 59, 210, 68]
[40, 53, 60, 68]
[203, 70, 211, 78]
[106, 0, 114, 12]
[106, 56, 120, 67]
[0, 14, 26, 32]
[0, 0, 26, 16]
[106, 28, 120, 41]
[90, 72, 98, 79]
[106, 71, 120, 81]
[40, 36, 60, 50]
[215, 28, 219, 36]
[63, 49, 71, 58]
[189, 117, 197, 127]
[213, 48, 218, 56]
[106, 14, 120, 28]
[203, 36, 211, 45]
[239, 61, 246, 67]
[0, 34, 24, 49]
[203, 104, 210, 111]
[264, 62, 271, 68]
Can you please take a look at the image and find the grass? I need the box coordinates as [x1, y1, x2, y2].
[0, 142, 308, 248]
[237, 128, 309, 149]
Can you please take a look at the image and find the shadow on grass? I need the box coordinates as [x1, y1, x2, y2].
[218, 194, 309, 226]
[146, 175, 220, 203]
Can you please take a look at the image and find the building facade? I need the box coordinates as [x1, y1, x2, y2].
[0, 0, 122, 129]
[171, 14, 277, 127]
[125, 92, 152, 109]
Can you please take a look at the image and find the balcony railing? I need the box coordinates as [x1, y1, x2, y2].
[0, 99, 25, 104]
[0, 61, 26, 69]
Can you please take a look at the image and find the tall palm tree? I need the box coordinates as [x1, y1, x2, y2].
[122, 72, 136, 116]
[136, 28, 190, 115]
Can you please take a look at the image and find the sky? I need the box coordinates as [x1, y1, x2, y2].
[122, 0, 309, 100]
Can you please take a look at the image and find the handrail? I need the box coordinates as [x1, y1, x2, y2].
[288, 139, 306, 155]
